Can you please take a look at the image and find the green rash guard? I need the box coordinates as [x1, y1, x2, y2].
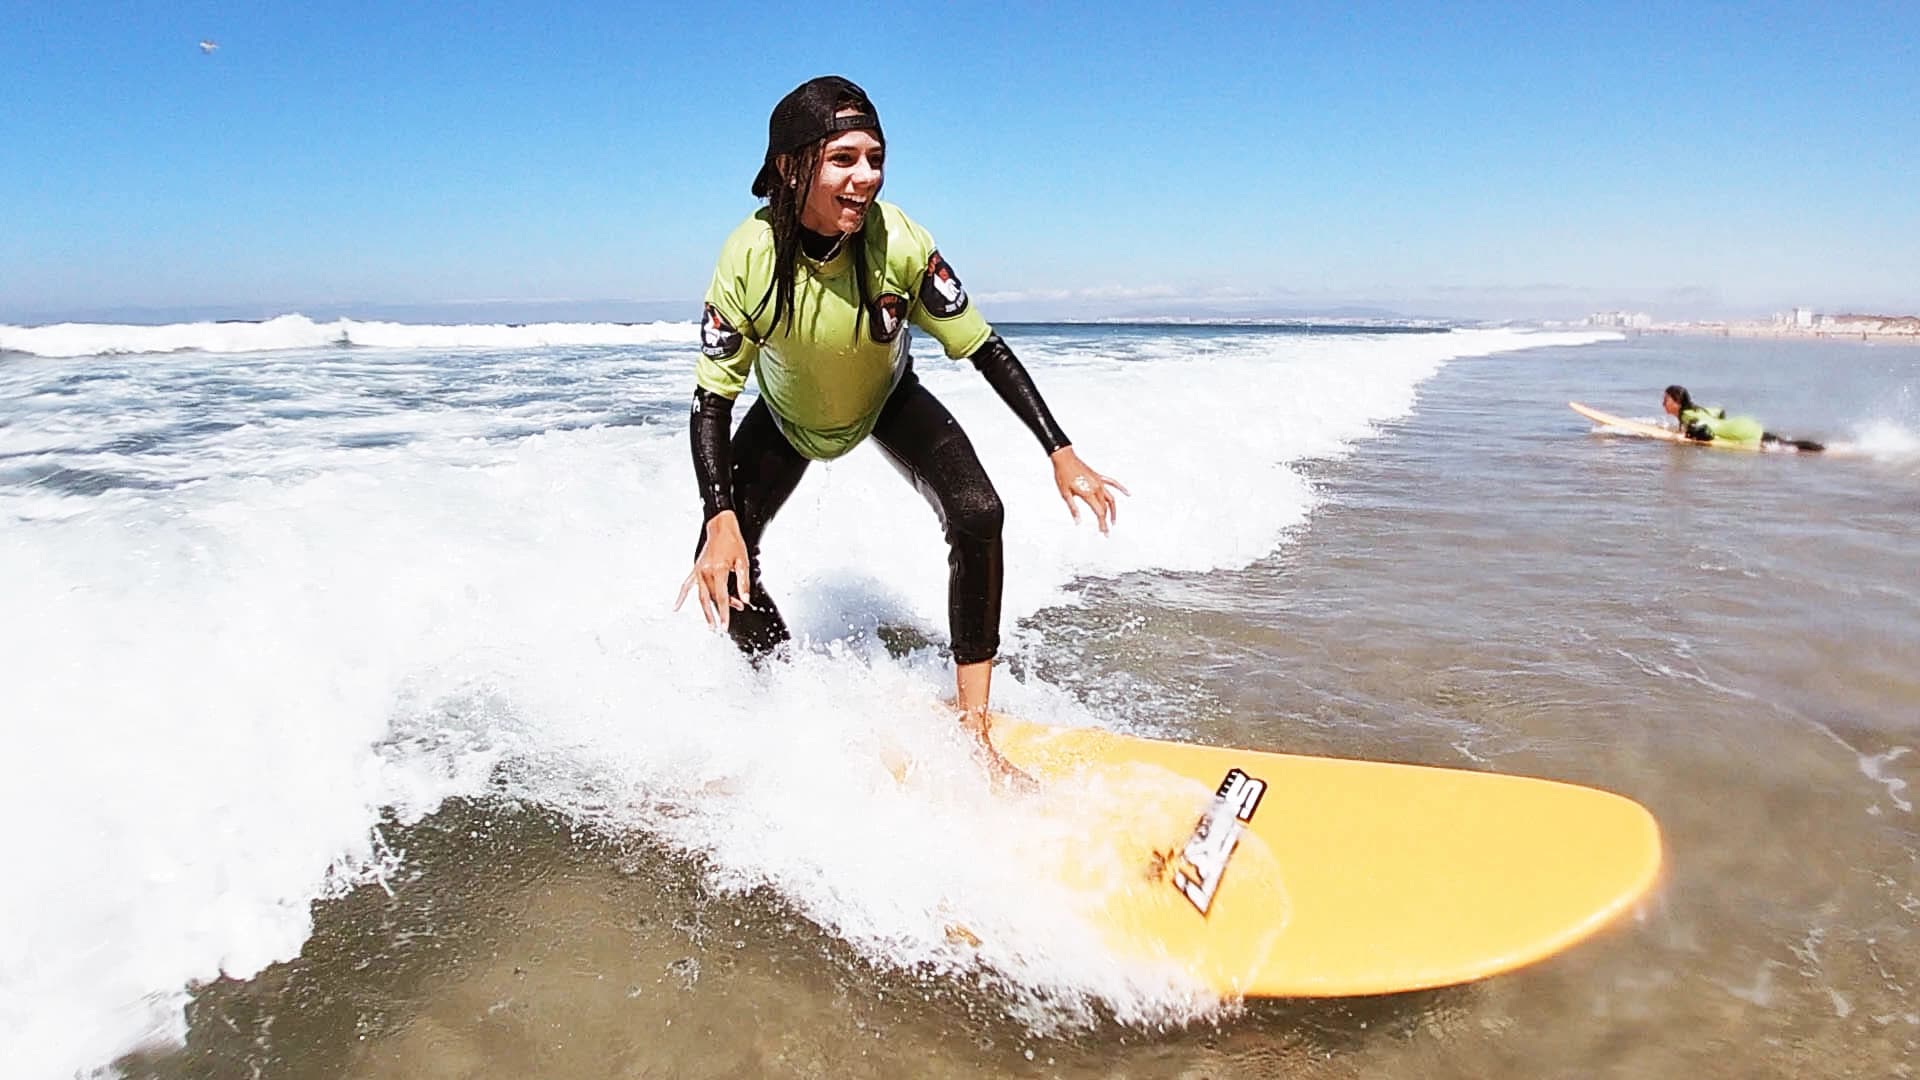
[695, 201, 994, 461]
[1678, 406, 1765, 445]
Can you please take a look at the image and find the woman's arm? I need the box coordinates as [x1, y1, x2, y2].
[677, 387, 752, 628]
[967, 333, 1070, 453]
[968, 333, 1126, 531]
[690, 388, 736, 520]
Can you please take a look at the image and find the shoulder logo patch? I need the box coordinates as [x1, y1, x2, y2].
[870, 293, 908, 343]
[918, 250, 969, 319]
[700, 303, 744, 360]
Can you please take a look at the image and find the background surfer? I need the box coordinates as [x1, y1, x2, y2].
[677, 76, 1125, 771]
[1663, 385, 1824, 452]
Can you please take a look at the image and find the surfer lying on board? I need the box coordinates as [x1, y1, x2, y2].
[1662, 385, 1824, 452]
[676, 76, 1125, 776]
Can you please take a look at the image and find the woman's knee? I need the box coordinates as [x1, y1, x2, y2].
[946, 488, 1004, 544]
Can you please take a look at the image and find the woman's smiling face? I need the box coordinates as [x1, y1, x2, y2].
[798, 118, 884, 236]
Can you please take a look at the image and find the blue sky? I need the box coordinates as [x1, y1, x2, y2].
[2, 1, 1914, 323]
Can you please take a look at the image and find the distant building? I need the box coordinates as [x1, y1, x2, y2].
[1792, 307, 1814, 328]
[1585, 311, 1651, 329]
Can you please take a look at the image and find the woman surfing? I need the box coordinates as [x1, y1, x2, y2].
[675, 76, 1126, 775]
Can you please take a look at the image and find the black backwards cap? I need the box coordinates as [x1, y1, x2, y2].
[751, 75, 884, 198]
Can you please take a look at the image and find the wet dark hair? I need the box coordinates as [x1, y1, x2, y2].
[1664, 384, 1694, 412]
[752, 87, 882, 339]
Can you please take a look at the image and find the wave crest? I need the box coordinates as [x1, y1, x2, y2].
[0, 313, 696, 358]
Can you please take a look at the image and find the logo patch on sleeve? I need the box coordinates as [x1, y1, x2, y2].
[700, 303, 744, 360]
[918, 250, 969, 319]
[870, 293, 908, 343]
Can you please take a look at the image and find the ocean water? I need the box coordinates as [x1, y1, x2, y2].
[1, 320, 1915, 1078]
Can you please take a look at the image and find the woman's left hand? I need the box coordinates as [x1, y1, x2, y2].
[1050, 446, 1127, 534]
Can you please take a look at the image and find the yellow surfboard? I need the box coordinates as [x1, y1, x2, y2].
[988, 716, 1663, 997]
[1569, 400, 1758, 451]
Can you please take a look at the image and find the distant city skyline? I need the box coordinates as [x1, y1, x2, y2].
[4, 3, 1915, 325]
[14, 289, 1913, 331]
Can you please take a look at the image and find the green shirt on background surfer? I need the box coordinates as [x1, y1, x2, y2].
[675, 76, 1127, 782]
[1661, 385, 1824, 452]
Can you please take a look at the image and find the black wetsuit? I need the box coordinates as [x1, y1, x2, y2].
[690, 226, 1068, 663]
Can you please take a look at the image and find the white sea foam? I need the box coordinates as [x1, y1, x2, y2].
[1845, 419, 1920, 460]
[0, 312, 694, 357]
[0, 326, 1612, 1076]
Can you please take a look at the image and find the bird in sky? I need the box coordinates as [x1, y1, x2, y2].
[198, 40, 218, 54]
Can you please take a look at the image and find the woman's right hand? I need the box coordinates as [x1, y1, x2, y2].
[675, 511, 751, 630]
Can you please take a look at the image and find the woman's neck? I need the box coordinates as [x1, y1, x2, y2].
[799, 227, 845, 261]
